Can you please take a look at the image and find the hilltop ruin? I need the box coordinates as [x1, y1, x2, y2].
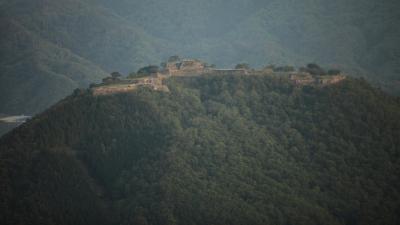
[164, 58, 248, 76]
[289, 73, 346, 86]
[92, 75, 168, 96]
[165, 59, 206, 76]
[91, 57, 346, 96]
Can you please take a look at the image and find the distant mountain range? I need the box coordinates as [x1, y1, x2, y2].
[0, 0, 399, 134]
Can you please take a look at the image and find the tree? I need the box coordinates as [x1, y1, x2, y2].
[299, 67, 308, 73]
[137, 65, 160, 75]
[305, 63, 326, 75]
[327, 69, 341, 75]
[235, 63, 250, 70]
[73, 88, 86, 96]
[102, 77, 115, 84]
[264, 65, 276, 70]
[111, 72, 122, 78]
[274, 66, 295, 72]
[132, 215, 149, 225]
[307, 63, 321, 70]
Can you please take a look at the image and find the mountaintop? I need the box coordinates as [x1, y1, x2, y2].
[1, 0, 399, 121]
[89, 58, 346, 96]
[1, 0, 399, 223]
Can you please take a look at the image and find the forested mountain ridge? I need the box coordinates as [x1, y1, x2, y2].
[1, 74, 399, 225]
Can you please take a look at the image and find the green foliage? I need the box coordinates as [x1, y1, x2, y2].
[137, 65, 160, 75]
[127, 72, 149, 79]
[328, 69, 341, 75]
[235, 63, 250, 70]
[273, 66, 295, 72]
[306, 63, 327, 75]
[1, 75, 399, 225]
[111, 72, 123, 78]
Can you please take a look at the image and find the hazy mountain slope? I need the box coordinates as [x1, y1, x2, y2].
[220, 0, 400, 79]
[96, 0, 258, 41]
[1, 0, 168, 72]
[98, 0, 400, 79]
[1, 75, 399, 225]
[95, 0, 306, 67]
[0, 0, 166, 118]
[0, 19, 107, 114]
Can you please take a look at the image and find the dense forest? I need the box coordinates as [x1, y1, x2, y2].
[1, 74, 399, 225]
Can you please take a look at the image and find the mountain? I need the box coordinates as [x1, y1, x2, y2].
[1, 0, 399, 135]
[1, 74, 399, 225]
[0, 0, 166, 115]
[0, 0, 168, 135]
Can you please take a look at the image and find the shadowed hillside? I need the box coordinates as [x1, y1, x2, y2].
[1, 74, 399, 225]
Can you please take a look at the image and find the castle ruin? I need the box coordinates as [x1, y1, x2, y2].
[91, 57, 346, 96]
[289, 73, 346, 86]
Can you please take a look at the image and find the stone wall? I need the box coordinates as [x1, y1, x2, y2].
[93, 59, 347, 96]
[165, 59, 206, 76]
[316, 75, 346, 85]
[209, 69, 248, 76]
[289, 73, 315, 85]
[290, 73, 346, 86]
[92, 76, 167, 96]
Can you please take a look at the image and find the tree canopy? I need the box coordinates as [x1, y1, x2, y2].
[1, 74, 399, 225]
